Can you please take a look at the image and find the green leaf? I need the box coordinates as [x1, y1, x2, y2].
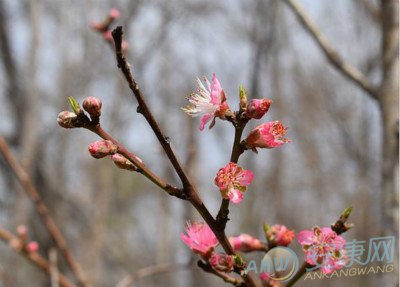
[68, 96, 82, 115]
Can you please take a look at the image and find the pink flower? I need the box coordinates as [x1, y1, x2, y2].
[180, 222, 219, 258]
[246, 99, 272, 119]
[182, 74, 231, 131]
[88, 140, 118, 159]
[265, 224, 295, 247]
[244, 121, 290, 151]
[26, 241, 39, 253]
[229, 234, 265, 252]
[214, 162, 254, 204]
[297, 227, 347, 274]
[209, 253, 234, 272]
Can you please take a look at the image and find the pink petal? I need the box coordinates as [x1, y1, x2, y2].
[297, 230, 314, 245]
[228, 189, 244, 204]
[210, 73, 222, 104]
[199, 114, 212, 131]
[237, 170, 254, 186]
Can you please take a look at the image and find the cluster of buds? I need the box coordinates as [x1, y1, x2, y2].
[264, 223, 295, 247]
[90, 8, 128, 52]
[57, 96, 103, 128]
[9, 225, 39, 254]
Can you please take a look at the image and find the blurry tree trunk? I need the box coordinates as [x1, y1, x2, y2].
[0, 0, 24, 145]
[379, 1, 398, 285]
[379, 0, 398, 237]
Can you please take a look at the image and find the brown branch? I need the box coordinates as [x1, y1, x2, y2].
[115, 262, 192, 287]
[0, 226, 76, 287]
[86, 124, 184, 198]
[0, 136, 88, 287]
[111, 26, 192, 189]
[198, 261, 245, 286]
[216, 119, 247, 229]
[284, 0, 378, 100]
[110, 27, 259, 287]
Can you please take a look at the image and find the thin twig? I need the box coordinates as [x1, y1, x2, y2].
[87, 124, 183, 198]
[217, 120, 247, 229]
[49, 248, 60, 287]
[115, 262, 192, 287]
[284, 0, 378, 100]
[111, 26, 192, 189]
[198, 261, 245, 286]
[0, 226, 76, 287]
[0, 136, 88, 287]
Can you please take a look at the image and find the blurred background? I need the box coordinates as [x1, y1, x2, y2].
[0, 0, 398, 286]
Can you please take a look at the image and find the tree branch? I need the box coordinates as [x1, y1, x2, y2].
[0, 136, 88, 287]
[284, 0, 378, 100]
[0, 226, 76, 287]
[111, 26, 192, 189]
[198, 261, 245, 286]
[110, 27, 259, 287]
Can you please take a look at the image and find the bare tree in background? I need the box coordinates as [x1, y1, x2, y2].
[0, 0, 397, 286]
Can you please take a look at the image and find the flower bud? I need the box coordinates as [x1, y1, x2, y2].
[265, 224, 295, 247]
[16, 225, 28, 241]
[209, 253, 234, 272]
[111, 154, 137, 171]
[90, 21, 105, 32]
[88, 140, 118, 159]
[108, 8, 121, 20]
[244, 121, 290, 151]
[229, 234, 265, 252]
[245, 99, 272, 119]
[26, 241, 39, 253]
[57, 111, 77, 128]
[83, 96, 102, 118]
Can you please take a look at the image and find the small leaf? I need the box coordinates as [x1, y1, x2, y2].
[68, 96, 82, 115]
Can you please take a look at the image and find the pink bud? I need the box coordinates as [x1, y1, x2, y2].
[244, 121, 290, 150]
[246, 99, 272, 119]
[111, 154, 137, 171]
[229, 234, 265, 252]
[90, 21, 105, 32]
[26, 241, 39, 253]
[266, 224, 295, 247]
[108, 8, 121, 20]
[16, 225, 27, 237]
[83, 96, 102, 117]
[102, 30, 113, 42]
[57, 111, 77, 128]
[88, 140, 118, 159]
[209, 253, 234, 272]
